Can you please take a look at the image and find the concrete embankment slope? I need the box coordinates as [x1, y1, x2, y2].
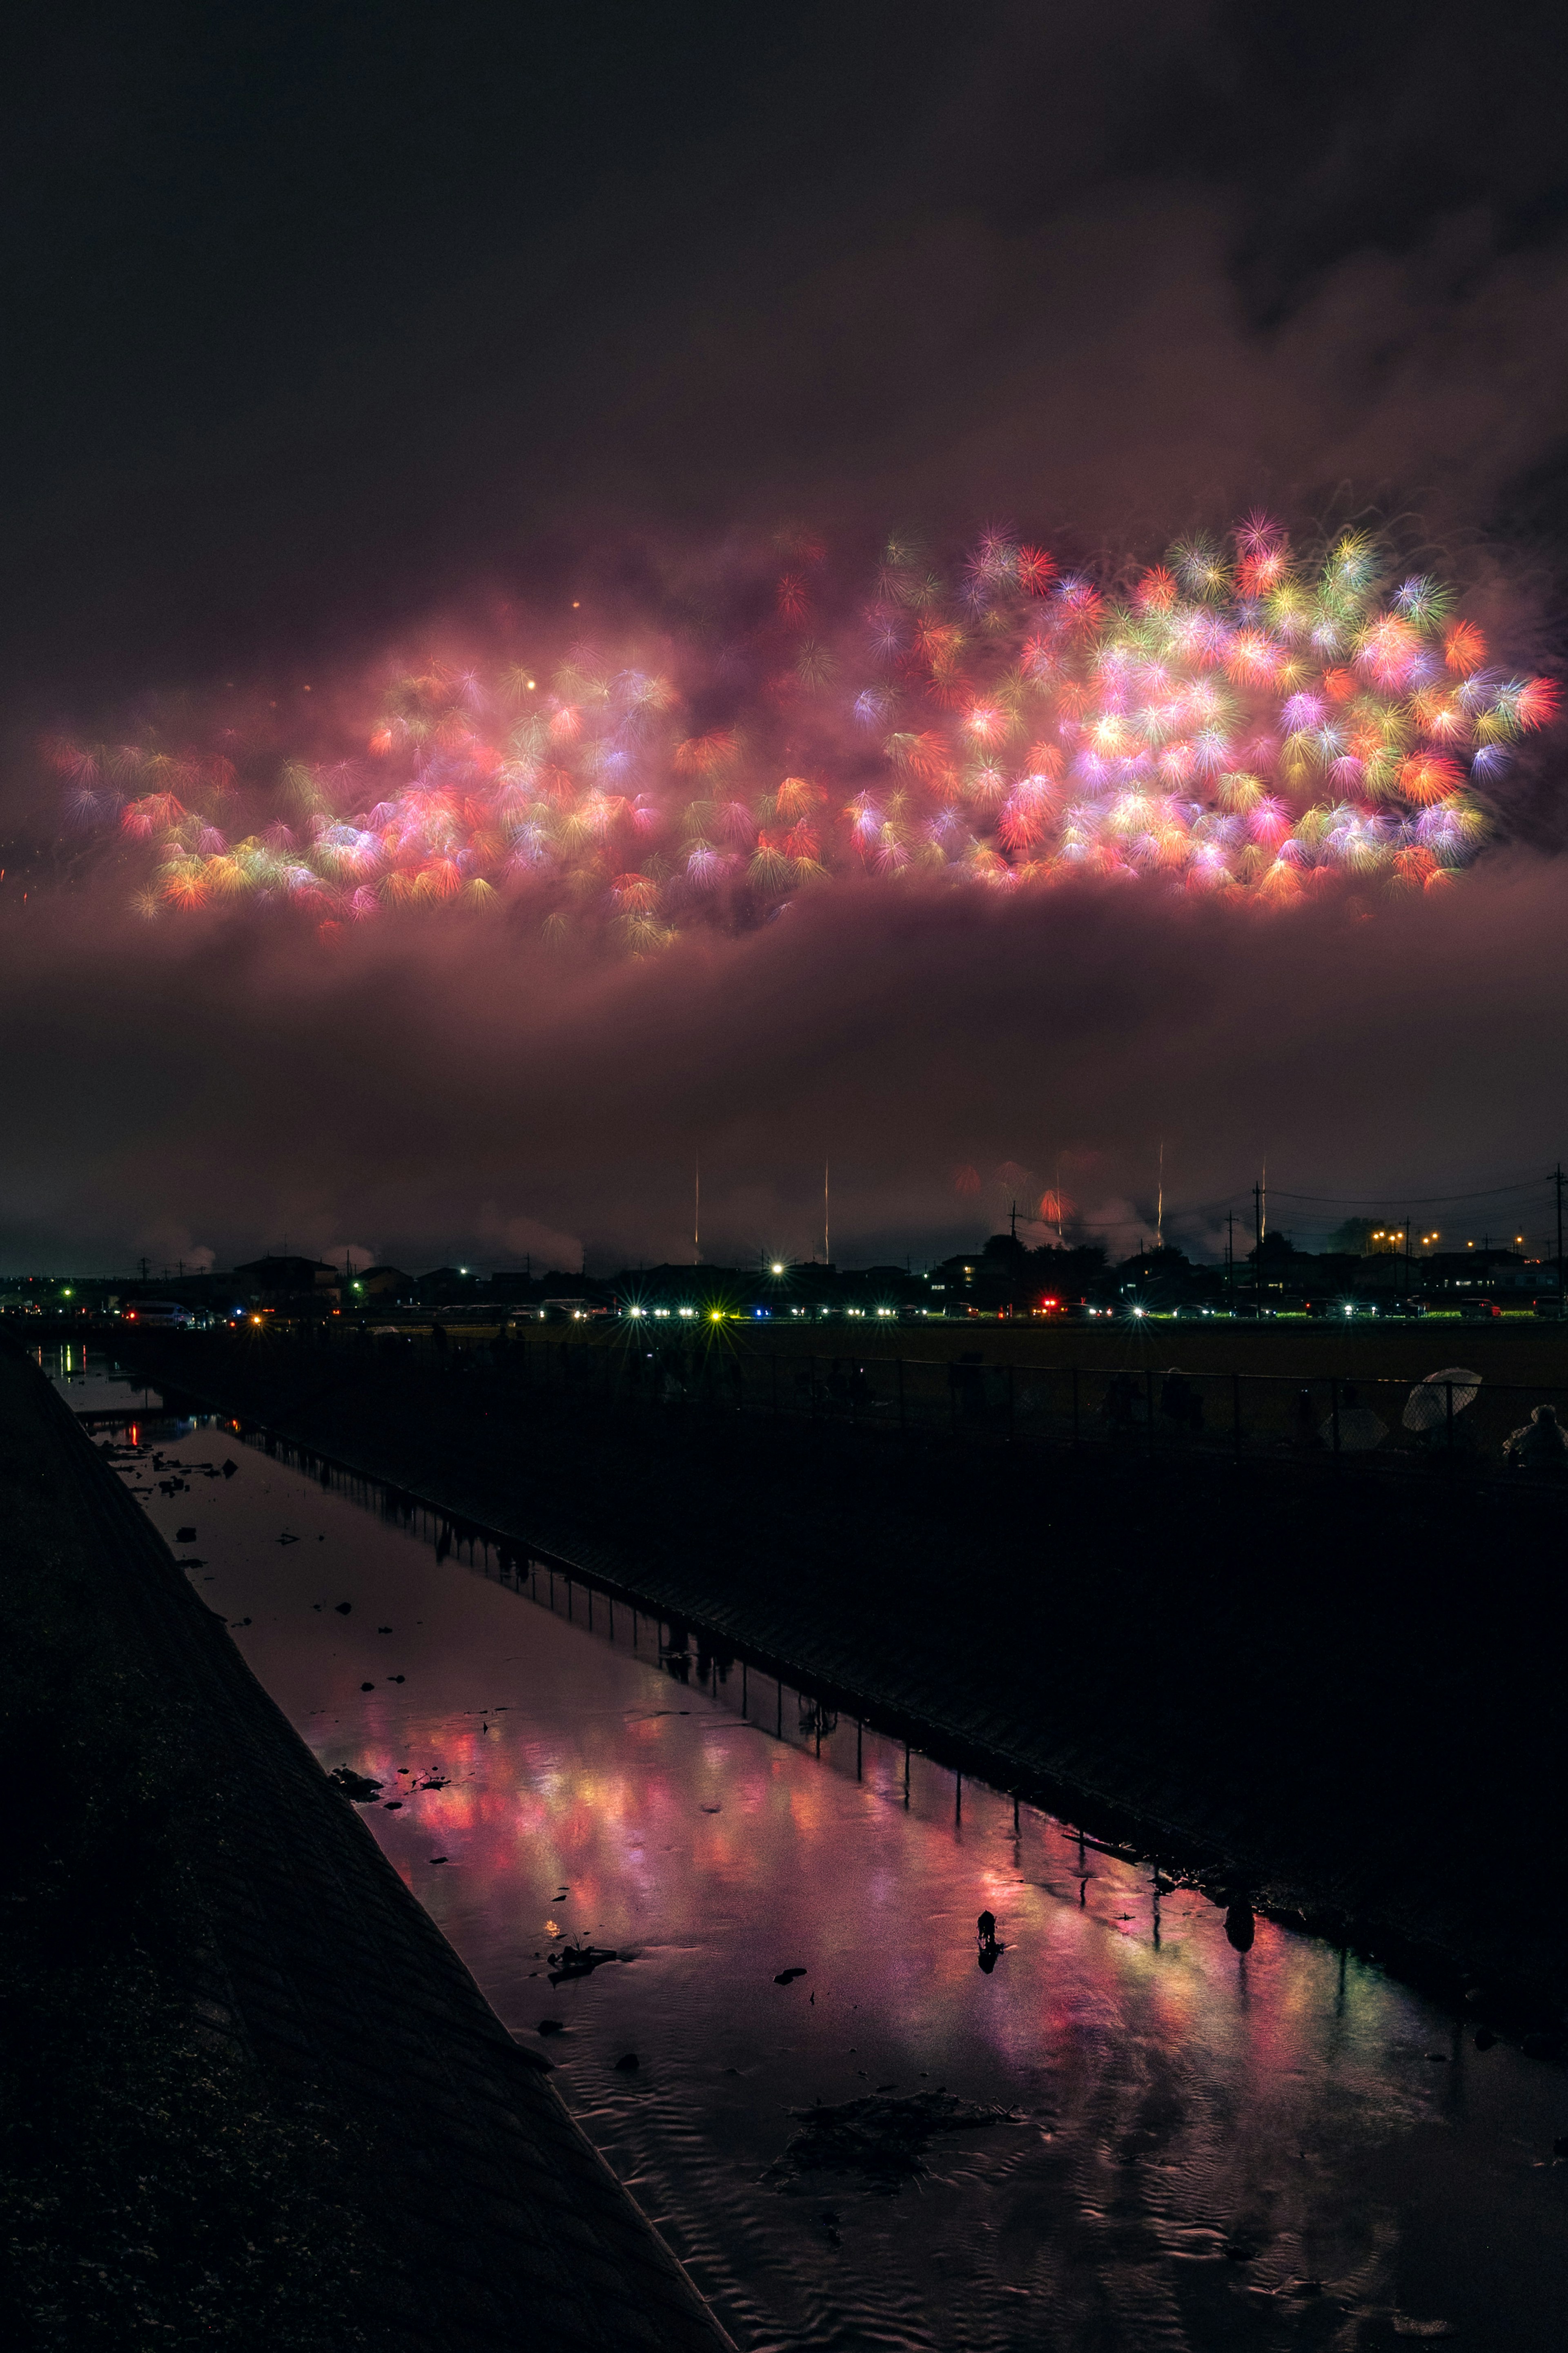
[127, 1327, 1568, 2026]
[0, 1345, 730, 2353]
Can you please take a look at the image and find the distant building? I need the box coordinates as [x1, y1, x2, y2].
[414, 1266, 486, 1305]
[356, 1265, 415, 1299]
[234, 1255, 341, 1305]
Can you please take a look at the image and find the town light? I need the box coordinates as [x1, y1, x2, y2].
[770, 1262, 785, 1275]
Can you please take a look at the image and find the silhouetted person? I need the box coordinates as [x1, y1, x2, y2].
[1160, 1369, 1203, 1435]
[1505, 1403, 1568, 1477]
[1102, 1370, 1136, 1434]
[977, 1910, 996, 1945]
[951, 1354, 986, 1421]
[1225, 1900, 1255, 1953]
[1292, 1386, 1321, 1448]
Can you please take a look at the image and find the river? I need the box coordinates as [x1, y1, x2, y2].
[46, 1343, 1568, 2350]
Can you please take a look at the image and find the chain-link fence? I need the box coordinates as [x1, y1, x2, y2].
[124, 1318, 1568, 1487]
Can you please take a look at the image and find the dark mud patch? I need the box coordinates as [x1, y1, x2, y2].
[766, 2090, 1014, 2193]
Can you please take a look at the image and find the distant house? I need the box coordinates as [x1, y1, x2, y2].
[356, 1265, 415, 1299]
[234, 1255, 341, 1304]
[415, 1266, 486, 1305]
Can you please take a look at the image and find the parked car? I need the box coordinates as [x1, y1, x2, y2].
[122, 1300, 193, 1328]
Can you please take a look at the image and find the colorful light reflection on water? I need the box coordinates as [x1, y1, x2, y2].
[51, 1348, 1568, 2352]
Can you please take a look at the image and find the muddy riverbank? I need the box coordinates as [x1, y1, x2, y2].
[0, 1342, 730, 2353]
[120, 1325, 1568, 2028]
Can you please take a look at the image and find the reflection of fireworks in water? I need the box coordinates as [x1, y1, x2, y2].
[48, 518, 1558, 946]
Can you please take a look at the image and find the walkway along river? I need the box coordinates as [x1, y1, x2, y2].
[52, 1345, 1568, 2352]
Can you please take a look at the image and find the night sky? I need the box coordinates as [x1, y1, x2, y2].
[5, 1, 1568, 1277]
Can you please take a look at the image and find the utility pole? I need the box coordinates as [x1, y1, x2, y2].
[694, 1152, 701, 1264]
[1555, 1162, 1564, 1318]
[1403, 1217, 1411, 1312]
[824, 1158, 830, 1266]
[1252, 1180, 1263, 1316]
[1156, 1141, 1163, 1251]
[1225, 1211, 1236, 1316]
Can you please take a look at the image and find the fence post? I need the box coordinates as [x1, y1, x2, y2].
[1145, 1366, 1156, 1460]
[1446, 1378, 1454, 1465]
[1330, 1375, 1341, 1461]
[1232, 1372, 1242, 1460]
[771, 1354, 779, 1417]
[1071, 1366, 1080, 1450]
[898, 1356, 906, 1433]
[1007, 1363, 1015, 1444]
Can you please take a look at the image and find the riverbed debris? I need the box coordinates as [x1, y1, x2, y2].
[775, 1967, 808, 1985]
[549, 1944, 621, 1985]
[613, 2052, 641, 2072]
[768, 2090, 1013, 2192]
[329, 1766, 383, 1801]
[1225, 1900, 1256, 1953]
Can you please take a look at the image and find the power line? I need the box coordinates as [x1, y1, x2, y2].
[1266, 1180, 1546, 1207]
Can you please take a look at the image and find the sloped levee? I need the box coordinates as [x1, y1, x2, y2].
[0, 1343, 732, 2353]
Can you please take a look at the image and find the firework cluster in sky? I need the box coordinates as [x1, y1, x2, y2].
[46, 519, 1559, 946]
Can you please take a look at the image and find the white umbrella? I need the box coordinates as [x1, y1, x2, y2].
[1402, 1366, 1482, 1432]
[1321, 1403, 1388, 1450]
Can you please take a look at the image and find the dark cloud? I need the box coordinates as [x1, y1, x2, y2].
[2, 858, 1560, 1273]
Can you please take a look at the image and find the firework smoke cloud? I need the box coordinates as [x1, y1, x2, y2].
[47, 517, 1558, 950]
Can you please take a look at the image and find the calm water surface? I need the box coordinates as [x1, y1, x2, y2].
[48, 1347, 1568, 2350]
